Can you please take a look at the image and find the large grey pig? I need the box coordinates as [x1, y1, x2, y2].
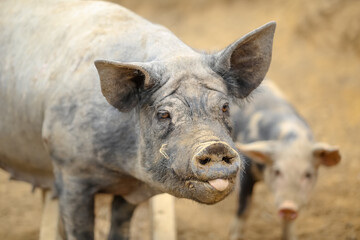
[0, 1, 276, 239]
[229, 80, 341, 240]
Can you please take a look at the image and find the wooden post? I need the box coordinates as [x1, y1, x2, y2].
[39, 191, 62, 240]
[150, 194, 177, 240]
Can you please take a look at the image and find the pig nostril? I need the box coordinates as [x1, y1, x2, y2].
[222, 156, 232, 164]
[199, 158, 211, 165]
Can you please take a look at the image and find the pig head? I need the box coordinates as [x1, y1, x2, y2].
[237, 140, 341, 219]
[95, 22, 276, 204]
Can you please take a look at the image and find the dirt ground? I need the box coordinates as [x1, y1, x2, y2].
[1, 0, 359, 239]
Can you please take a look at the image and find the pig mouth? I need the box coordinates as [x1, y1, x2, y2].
[183, 177, 236, 204]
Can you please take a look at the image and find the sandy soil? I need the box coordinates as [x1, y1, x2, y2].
[1, 0, 359, 239]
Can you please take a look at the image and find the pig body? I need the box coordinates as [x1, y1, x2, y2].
[0, 1, 276, 239]
[229, 80, 341, 240]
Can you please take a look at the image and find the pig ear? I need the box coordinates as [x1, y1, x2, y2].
[212, 22, 276, 98]
[236, 141, 277, 165]
[313, 142, 341, 167]
[94, 60, 154, 112]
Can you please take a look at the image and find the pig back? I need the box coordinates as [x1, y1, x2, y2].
[231, 80, 311, 143]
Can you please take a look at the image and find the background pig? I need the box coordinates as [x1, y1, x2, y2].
[229, 80, 341, 240]
[0, 0, 275, 239]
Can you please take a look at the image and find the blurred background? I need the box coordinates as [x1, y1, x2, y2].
[0, 0, 359, 239]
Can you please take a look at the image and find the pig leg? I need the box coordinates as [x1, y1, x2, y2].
[56, 173, 96, 240]
[108, 195, 136, 240]
[229, 168, 257, 240]
[282, 220, 297, 240]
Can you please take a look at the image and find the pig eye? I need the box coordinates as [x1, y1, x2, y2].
[157, 110, 171, 120]
[274, 169, 281, 177]
[304, 172, 312, 179]
[222, 103, 230, 113]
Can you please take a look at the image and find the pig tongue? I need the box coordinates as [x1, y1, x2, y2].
[208, 179, 229, 191]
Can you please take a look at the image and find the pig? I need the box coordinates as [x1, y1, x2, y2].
[0, 1, 276, 239]
[229, 80, 341, 240]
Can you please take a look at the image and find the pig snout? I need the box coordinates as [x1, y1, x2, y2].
[191, 141, 240, 191]
[278, 200, 299, 221]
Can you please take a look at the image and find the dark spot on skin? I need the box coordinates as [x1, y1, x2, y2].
[257, 114, 282, 140]
[89, 103, 138, 169]
[283, 132, 298, 142]
[93, 125, 137, 166]
[50, 149, 74, 166]
[159, 122, 175, 140]
[147, 156, 173, 183]
[53, 170, 63, 198]
[51, 96, 78, 126]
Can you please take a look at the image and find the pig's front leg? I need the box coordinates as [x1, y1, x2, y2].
[108, 195, 136, 240]
[57, 173, 96, 240]
[282, 220, 297, 240]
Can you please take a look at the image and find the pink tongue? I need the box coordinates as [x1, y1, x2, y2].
[208, 179, 229, 191]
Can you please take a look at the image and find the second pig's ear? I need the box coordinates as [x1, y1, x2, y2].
[313, 142, 341, 167]
[236, 141, 278, 165]
[211, 22, 276, 99]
